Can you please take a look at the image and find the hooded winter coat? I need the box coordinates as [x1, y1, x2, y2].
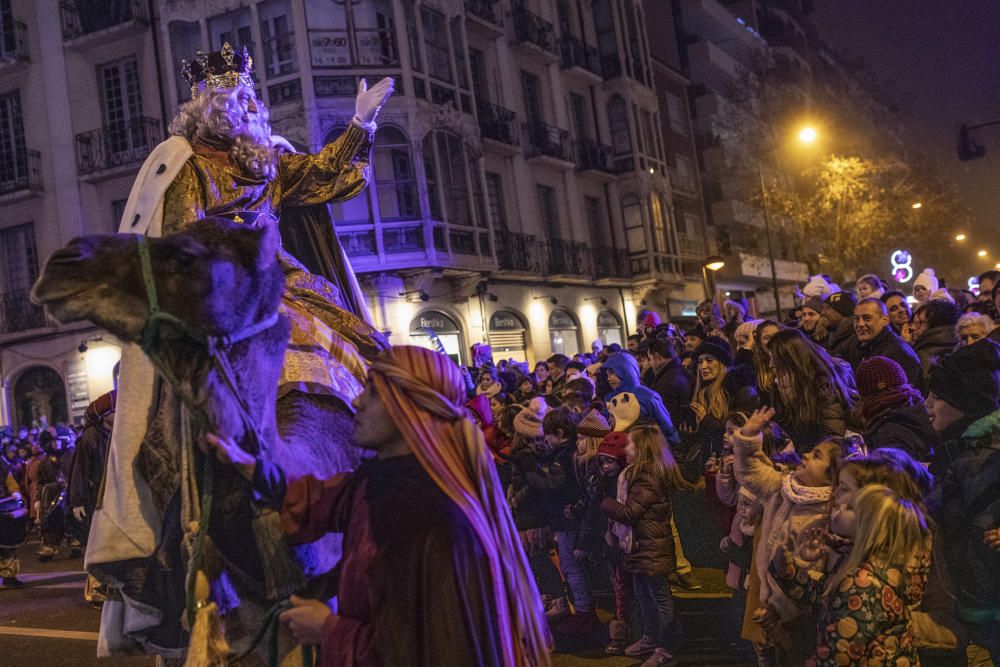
[603, 353, 679, 446]
[913, 325, 959, 380]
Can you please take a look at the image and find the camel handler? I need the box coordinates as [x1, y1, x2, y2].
[203, 346, 552, 666]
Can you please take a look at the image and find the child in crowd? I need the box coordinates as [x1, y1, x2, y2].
[733, 406, 844, 664]
[775, 484, 928, 666]
[601, 421, 689, 667]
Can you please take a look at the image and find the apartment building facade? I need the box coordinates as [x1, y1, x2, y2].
[0, 0, 715, 426]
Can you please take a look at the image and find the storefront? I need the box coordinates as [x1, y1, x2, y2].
[548, 308, 580, 356]
[487, 309, 529, 363]
[408, 310, 464, 365]
[596, 309, 625, 347]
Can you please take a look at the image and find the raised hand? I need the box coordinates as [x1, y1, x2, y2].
[740, 407, 776, 439]
[354, 77, 395, 128]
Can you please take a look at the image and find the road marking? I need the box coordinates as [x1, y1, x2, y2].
[0, 626, 99, 641]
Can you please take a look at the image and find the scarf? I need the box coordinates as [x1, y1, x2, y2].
[766, 474, 832, 554]
[612, 466, 634, 553]
[368, 346, 550, 667]
[862, 384, 924, 429]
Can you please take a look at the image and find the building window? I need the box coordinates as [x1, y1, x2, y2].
[521, 70, 543, 125]
[593, 0, 619, 77]
[607, 94, 630, 155]
[169, 20, 201, 103]
[622, 194, 645, 253]
[649, 192, 668, 253]
[259, 0, 297, 78]
[208, 8, 253, 59]
[1, 222, 38, 295]
[484, 172, 506, 231]
[421, 7, 451, 82]
[372, 126, 417, 222]
[683, 213, 700, 237]
[402, 0, 421, 72]
[585, 196, 608, 247]
[422, 130, 482, 228]
[641, 110, 656, 159]
[305, 0, 397, 68]
[0, 90, 26, 186]
[327, 126, 373, 225]
[450, 15, 467, 89]
[536, 185, 558, 239]
[570, 93, 589, 141]
[665, 92, 686, 135]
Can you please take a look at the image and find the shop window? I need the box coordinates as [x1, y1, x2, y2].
[548, 308, 580, 356]
[597, 310, 624, 347]
[409, 309, 463, 365]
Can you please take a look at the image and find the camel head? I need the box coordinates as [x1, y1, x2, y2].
[32, 217, 284, 345]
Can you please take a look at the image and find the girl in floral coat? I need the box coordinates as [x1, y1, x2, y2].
[775, 484, 929, 666]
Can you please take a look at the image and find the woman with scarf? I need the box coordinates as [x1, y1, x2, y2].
[203, 346, 550, 666]
[857, 356, 938, 462]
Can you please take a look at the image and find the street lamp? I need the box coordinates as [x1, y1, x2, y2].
[955, 233, 967, 241]
[756, 125, 820, 321]
[979, 250, 988, 258]
[911, 202, 923, 209]
[702, 256, 726, 300]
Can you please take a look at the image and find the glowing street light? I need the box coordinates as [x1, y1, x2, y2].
[798, 126, 818, 144]
[955, 233, 967, 241]
[703, 256, 726, 271]
[979, 250, 988, 257]
[911, 202, 922, 209]
[995, 262, 1000, 269]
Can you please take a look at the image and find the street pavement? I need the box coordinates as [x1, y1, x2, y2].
[1, 537, 751, 666]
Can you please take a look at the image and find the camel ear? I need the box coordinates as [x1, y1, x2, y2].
[254, 222, 281, 270]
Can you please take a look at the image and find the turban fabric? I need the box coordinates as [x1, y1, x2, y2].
[368, 346, 550, 667]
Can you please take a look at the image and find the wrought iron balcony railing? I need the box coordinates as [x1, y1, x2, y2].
[512, 4, 556, 54]
[75, 117, 162, 176]
[523, 120, 572, 162]
[465, 0, 503, 26]
[477, 101, 518, 146]
[0, 291, 47, 334]
[0, 150, 42, 195]
[546, 238, 593, 276]
[593, 246, 631, 279]
[0, 20, 29, 64]
[575, 138, 617, 174]
[559, 36, 599, 75]
[60, 0, 148, 41]
[494, 229, 543, 273]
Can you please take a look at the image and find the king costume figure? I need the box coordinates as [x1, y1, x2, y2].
[86, 44, 395, 658]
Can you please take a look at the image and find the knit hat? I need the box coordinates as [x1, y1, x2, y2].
[641, 311, 662, 328]
[734, 320, 760, 349]
[802, 274, 833, 298]
[513, 406, 545, 438]
[802, 296, 826, 315]
[928, 339, 1000, 416]
[693, 335, 734, 367]
[856, 356, 908, 398]
[597, 432, 628, 462]
[826, 291, 858, 319]
[578, 409, 612, 438]
[914, 268, 939, 293]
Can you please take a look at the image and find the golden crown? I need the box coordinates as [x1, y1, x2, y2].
[181, 42, 254, 98]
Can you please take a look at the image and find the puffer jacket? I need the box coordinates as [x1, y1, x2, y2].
[600, 469, 676, 577]
[864, 401, 938, 462]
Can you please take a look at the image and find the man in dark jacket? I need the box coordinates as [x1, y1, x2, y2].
[848, 298, 925, 394]
[822, 291, 857, 359]
[645, 337, 691, 428]
[925, 340, 1000, 659]
[911, 300, 960, 379]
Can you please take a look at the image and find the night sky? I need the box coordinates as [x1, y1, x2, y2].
[811, 1, 1000, 268]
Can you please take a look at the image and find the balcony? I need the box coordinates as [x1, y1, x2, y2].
[593, 246, 632, 281]
[477, 101, 519, 154]
[465, 0, 504, 36]
[559, 36, 601, 82]
[0, 150, 43, 201]
[60, 0, 148, 45]
[667, 166, 699, 197]
[494, 229, 543, 274]
[523, 120, 574, 169]
[0, 291, 47, 335]
[511, 5, 558, 61]
[575, 138, 617, 179]
[75, 118, 162, 180]
[688, 40, 746, 92]
[546, 238, 593, 277]
[0, 20, 29, 68]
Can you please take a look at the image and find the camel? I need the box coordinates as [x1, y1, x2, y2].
[31, 218, 362, 659]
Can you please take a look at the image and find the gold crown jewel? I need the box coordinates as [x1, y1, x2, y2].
[181, 42, 255, 99]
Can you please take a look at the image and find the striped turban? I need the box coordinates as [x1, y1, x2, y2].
[368, 346, 551, 667]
